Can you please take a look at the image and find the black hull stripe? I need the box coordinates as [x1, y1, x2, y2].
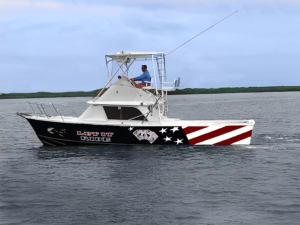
[28, 118, 190, 146]
[37, 135, 141, 146]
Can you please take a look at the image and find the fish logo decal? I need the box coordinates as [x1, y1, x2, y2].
[47, 127, 66, 137]
[47, 127, 55, 134]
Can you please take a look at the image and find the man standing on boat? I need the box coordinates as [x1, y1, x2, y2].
[130, 65, 151, 88]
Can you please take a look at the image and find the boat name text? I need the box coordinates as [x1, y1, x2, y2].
[77, 131, 114, 142]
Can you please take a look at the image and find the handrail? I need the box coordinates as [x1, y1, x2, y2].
[27, 102, 77, 121]
[28, 102, 38, 118]
[31, 102, 77, 117]
[142, 95, 162, 124]
[126, 112, 149, 122]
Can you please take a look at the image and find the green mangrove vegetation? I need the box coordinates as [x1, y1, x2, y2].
[0, 86, 300, 99]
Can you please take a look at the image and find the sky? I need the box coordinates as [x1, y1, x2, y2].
[0, 0, 300, 93]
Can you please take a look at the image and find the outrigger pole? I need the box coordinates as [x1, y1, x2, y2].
[166, 10, 238, 56]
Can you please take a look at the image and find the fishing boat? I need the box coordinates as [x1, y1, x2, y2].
[18, 51, 255, 146]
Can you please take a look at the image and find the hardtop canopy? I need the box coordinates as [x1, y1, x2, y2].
[106, 51, 164, 61]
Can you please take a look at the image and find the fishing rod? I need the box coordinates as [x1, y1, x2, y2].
[166, 10, 238, 56]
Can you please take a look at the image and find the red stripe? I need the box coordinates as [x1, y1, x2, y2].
[183, 126, 208, 135]
[189, 126, 245, 145]
[213, 130, 253, 145]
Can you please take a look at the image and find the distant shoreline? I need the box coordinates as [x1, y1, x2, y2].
[0, 86, 299, 99]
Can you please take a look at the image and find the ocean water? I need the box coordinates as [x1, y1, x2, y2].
[0, 92, 299, 225]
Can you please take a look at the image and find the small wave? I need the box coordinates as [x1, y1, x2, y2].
[261, 134, 300, 143]
[264, 135, 272, 139]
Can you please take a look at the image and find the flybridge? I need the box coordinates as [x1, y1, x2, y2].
[101, 51, 180, 93]
[93, 50, 180, 118]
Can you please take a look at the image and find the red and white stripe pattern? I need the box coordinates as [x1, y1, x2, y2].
[182, 125, 253, 145]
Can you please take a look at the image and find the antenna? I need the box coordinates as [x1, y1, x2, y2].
[166, 10, 238, 56]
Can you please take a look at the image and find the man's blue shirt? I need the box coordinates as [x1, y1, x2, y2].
[134, 70, 151, 83]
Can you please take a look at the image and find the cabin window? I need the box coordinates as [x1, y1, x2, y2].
[103, 106, 147, 121]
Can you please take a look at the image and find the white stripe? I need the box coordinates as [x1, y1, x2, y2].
[45, 138, 66, 145]
[181, 126, 188, 129]
[41, 140, 56, 146]
[186, 126, 225, 140]
[195, 126, 253, 145]
[231, 137, 251, 145]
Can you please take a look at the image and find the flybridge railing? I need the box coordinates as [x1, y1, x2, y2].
[27, 102, 77, 121]
[143, 78, 180, 91]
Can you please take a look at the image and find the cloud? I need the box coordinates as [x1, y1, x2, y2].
[0, 0, 62, 9]
[0, 0, 30, 7]
[58, 25, 83, 34]
[33, 1, 62, 9]
[72, 0, 300, 8]
[126, 0, 300, 4]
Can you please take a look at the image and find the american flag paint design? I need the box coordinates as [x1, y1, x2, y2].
[182, 125, 253, 145]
